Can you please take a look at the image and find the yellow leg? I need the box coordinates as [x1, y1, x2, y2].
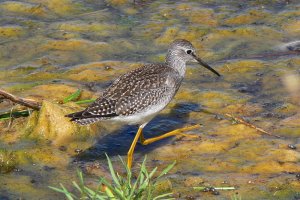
[140, 124, 201, 146]
[140, 131, 145, 143]
[127, 127, 143, 169]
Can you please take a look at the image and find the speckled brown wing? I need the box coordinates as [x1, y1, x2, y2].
[103, 64, 181, 116]
[66, 64, 181, 125]
[65, 97, 119, 125]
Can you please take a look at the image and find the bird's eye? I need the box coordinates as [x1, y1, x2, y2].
[186, 50, 192, 54]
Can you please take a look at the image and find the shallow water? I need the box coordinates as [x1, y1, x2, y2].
[0, 0, 300, 199]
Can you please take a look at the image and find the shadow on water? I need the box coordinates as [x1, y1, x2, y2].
[76, 102, 201, 162]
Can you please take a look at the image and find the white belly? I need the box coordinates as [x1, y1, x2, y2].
[111, 101, 168, 126]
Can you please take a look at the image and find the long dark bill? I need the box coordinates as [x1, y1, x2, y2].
[192, 53, 221, 77]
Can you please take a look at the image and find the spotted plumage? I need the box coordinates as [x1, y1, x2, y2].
[66, 64, 182, 125]
[66, 39, 220, 126]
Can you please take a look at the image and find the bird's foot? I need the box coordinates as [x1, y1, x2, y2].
[176, 132, 200, 139]
[140, 124, 201, 145]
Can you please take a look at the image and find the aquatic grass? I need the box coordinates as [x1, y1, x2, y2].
[63, 89, 96, 105]
[0, 109, 31, 121]
[50, 154, 175, 200]
[75, 99, 96, 105]
[63, 89, 82, 103]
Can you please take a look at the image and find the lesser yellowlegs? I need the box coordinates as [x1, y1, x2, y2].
[66, 39, 220, 168]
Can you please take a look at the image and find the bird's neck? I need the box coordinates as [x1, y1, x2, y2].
[166, 53, 186, 77]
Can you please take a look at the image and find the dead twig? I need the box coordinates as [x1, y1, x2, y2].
[0, 89, 41, 110]
[199, 108, 280, 138]
[7, 106, 15, 129]
[225, 113, 281, 138]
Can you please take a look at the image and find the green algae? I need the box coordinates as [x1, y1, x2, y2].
[0, 1, 48, 17]
[0, 36, 48, 68]
[24, 101, 98, 147]
[224, 9, 270, 26]
[0, 26, 26, 38]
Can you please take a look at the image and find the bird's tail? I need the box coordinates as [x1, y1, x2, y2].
[65, 111, 103, 126]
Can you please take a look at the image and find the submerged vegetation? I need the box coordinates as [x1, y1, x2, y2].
[0, 149, 18, 174]
[50, 155, 175, 200]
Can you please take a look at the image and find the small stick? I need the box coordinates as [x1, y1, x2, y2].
[193, 186, 236, 190]
[0, 89, 41, 110]
[225, 113, 281, 138]
[7, 106, 15, 128]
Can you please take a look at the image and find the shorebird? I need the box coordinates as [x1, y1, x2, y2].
[66, 39, 220, 168]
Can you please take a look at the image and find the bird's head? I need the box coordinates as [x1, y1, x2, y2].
[167, 39, 220, 77]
